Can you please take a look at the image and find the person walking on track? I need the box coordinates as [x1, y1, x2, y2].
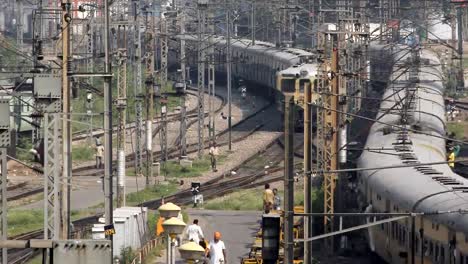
[208, 231, 226, 264]
[263, 183, 274, 213]
[209, 142, 219, 172]
[95, 143, 104, 169]
[185, 219, 204, 244]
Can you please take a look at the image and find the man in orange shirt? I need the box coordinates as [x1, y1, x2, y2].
[156, 217, 164, 237]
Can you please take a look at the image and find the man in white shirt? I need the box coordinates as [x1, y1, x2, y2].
[209, 231, 226, 264]
[209, 142, 219, 172]
[184, 219, 204, 244]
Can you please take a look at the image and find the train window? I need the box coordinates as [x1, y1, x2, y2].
[281, 79, 295, 93]
[377, 194, 382, 201]
[299, 79, 309, 93]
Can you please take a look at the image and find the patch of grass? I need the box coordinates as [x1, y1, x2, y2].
[448, 122, 465, 139]
[8, 209, 98, 238]
[8, 210, 44, 237]
[205, 187, 324, 212]
[126, 183, 178, 206]
[72, 144, 95, 161]
[161, 155, 226, 178]
[463, 58, 468, 68]
[25, 255, 42, 264]
[205, 189, 264, 211]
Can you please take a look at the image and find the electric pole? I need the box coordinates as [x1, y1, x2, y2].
[145, 7, 156, 186]
[116, 25, 127, 208]
[103, 0, 114, 254]
[16, 0, 23, 54]
[60, 0, 71, 239]
[284, 95, 294, 264]
[226, 0, 232, 151]
[457, 6, 465, 91]
[0, 100, 10, 264]
[180, 14, 187, 157]
[133, 0, 144, 178]
[161, 17, 168, 84]
[303, 82, 312, 264]
[197, 0, 207, 158]
[160, 12, 168, 163]
[208, 10, 216, 142]
[251, 0, 255, 45]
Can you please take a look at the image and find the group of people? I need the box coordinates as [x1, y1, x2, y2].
[262, 183, 281, 214]
[184, 219, 227, 264]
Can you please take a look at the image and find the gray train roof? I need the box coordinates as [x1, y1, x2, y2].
[358, 46, 468, 232]
[176, 34, 314, 64]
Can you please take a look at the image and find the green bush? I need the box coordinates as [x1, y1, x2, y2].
[120, 247, 136, 264]
[72, 145, 95, 161]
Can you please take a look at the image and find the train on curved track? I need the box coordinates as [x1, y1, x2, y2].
[358, 46, 468, 264]
[168, 35, 317, 130]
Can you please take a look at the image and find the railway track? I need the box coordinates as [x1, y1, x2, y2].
[71, 88, 205, 142]
[7, 89, 281, 263]
[72, 101, 274, 176]
[8, 215, 100, 263]
[9, 130, 288, 264]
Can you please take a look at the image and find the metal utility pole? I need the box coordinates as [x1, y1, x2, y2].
[116, 26, 127, 208]
[180, 14, 186, 157]
[0, 148, 6, 264]
[303, 82, 312, 264]
[133, 0, 144, 178]
[161, 101, 168, 162]
[251, 0, 255, 45]
[208, 13, 216, 142]
[103, 0, 114, 252]
[145, 7, 156, 186]
[197, 0, 208, 158]
[60, 0, 71, 239]
[43, 113, 60, 263]
[16, 0, 23, 53]
[226, 0, 232, 151]
[457, 6, 465, 90]
[179, 14, 187, 157]
[0, 98, 10, 264]
[379, 0, 383, 41]
[321, 46, 339, 253]
[284, 95, 294, 264]
[161, 18, 168, 84]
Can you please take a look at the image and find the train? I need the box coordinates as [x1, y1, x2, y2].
[357, 46, 468, 263]
[168, 34, 317, 130]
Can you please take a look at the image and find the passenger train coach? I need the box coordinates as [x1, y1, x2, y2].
[168, 34, 318, 127]
[358, 46, 468, 264]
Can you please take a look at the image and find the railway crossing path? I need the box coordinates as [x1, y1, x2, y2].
[154, 209, 261, 263]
